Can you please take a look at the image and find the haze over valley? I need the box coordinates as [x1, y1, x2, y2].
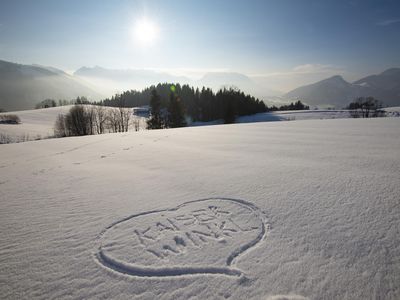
[1, 58, 400, 111]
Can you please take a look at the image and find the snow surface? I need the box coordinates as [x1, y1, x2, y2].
[1, 118, 400, 299]
[384, 107, 400, 118]
[2, 106, 399, 143]
[236, 110, 353, 123]
[0, 106, 147, 143]
[0, 106, 72, 142]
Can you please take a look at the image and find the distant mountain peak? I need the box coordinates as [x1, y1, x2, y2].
[31, 64, 67, 75]
[322, 75, 347, 83]
[199, 72, 254, 88]
[380, 68, 400, 76]
[286, 68, 400, 108]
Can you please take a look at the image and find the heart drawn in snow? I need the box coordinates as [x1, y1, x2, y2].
[95, 198, 268, 277]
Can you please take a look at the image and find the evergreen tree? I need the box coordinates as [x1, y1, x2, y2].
[167, 91, 186, 128]
[278, 100, 309, 111]
[100, 83, 268, 124]
[147, 89, 163, 129]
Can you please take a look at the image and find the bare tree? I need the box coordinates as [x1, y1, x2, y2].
[65, 105, 91, 136]
[348, 97, 384, 118]
[95, 105, 108, 134]
[107, 106, 131, 133]
[54, 114, 68, 137]
[133, 117, 140, 131]
[108, 109, 120, 133]
[119, 107, 131, 132]
[87, 105, 96, 135]
[54, 104, 134, 138]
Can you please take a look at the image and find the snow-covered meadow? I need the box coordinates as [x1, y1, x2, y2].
[1, 117, 399, 299]
[3, 106, 399, 144]
[0, 106, 72, 142]
[0, 105, 148, 143]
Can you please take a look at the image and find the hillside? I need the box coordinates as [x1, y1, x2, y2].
[0, 60, 102, 111]
[0, 106, 72, 142]
[285, 75, 360, 108]
[1, 118, 399, 299]
[285, 69, 400, 108]
[354, 68, 400, 91]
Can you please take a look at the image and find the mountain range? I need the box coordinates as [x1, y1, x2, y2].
[74, 67, 281, 100]
[1, 59, 399, 111]
[0, 60, 283, 111]
[285, 68, 400, 108]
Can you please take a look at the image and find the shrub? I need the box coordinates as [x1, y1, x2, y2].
[35, 99, 57, 109]
[0, 114, 21, 124]
[347, 97, 385, 118]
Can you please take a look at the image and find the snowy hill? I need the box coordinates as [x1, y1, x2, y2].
[1, 118, 399, 299]
[0, 105, 147, 143]
[0, 106, 72, 141]
[1, 106, 399, 143]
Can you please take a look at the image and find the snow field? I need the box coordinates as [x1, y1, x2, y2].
[0, 117, 399, 299]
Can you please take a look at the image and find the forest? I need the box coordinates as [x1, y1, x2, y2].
[98, 83, 267, 124]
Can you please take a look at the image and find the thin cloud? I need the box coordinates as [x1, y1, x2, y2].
[146, 67, 230, 79]
[250, 64, 345, 78]
[376, 19, 400, 26]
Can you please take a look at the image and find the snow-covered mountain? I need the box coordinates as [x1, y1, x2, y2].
[285, 68, 400, 108]
[0, 60, 102, 111]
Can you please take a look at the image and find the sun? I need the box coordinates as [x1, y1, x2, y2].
[133, 18, 159, 45]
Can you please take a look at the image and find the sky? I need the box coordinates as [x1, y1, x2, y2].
[0, 0, 399, 92]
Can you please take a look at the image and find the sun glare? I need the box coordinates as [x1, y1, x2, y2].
[133, 18, 159, 45]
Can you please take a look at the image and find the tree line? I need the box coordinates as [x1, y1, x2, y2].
[99, 83, 268, 124]
[35, 96, 92, 109]
[51, 84, 314, 137]
[269, 100, 310, 111]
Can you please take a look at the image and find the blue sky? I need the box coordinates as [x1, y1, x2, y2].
[0, 0, 399, 91]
